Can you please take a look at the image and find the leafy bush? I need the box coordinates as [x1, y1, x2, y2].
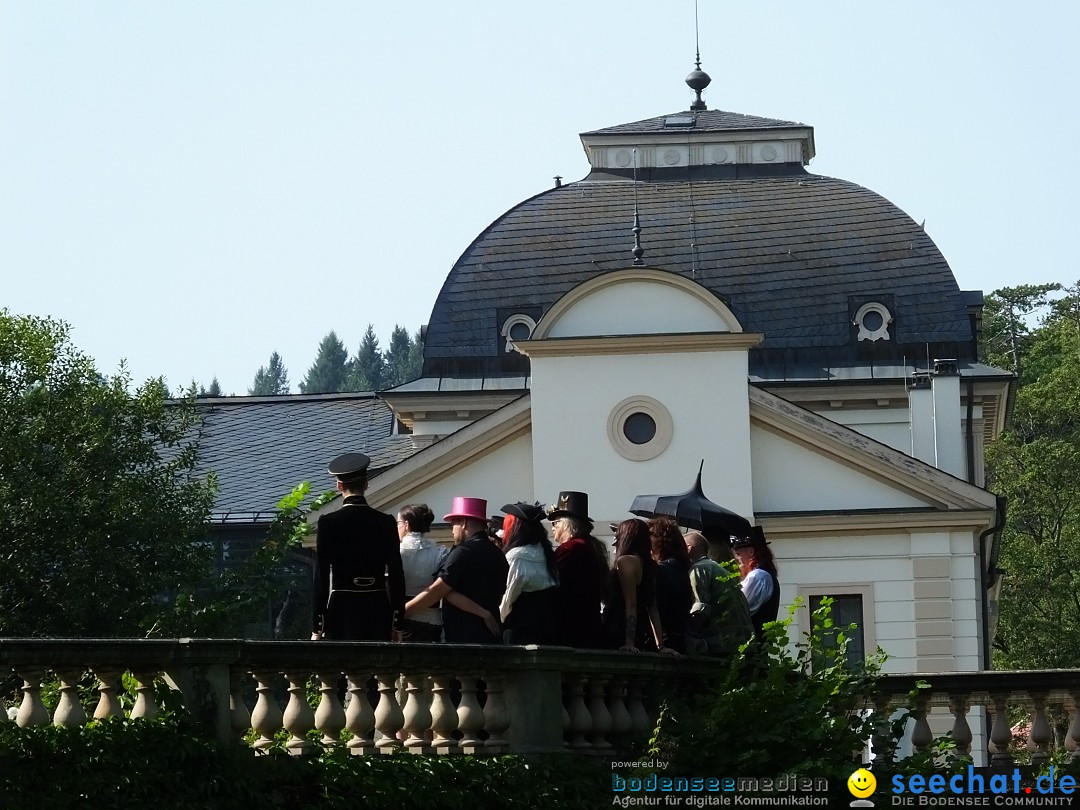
[648, 598, 959, 800]
[0, 712, 610, 810]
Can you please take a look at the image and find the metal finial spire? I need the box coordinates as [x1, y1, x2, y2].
[685, 0, 711, 111]
[632, 149, 644, 266]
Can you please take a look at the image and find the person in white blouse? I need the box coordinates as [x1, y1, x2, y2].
[396, 504, 449, 642]
[731, 528, 780, 643]
[499, 502, 560, 645]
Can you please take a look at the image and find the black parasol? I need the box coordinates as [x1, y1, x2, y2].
[629, 461, 752, 537]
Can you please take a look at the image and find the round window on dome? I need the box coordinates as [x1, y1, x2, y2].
[607, 396, 673, 461]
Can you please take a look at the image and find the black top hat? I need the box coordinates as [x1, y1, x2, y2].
[327, 452, 371, 481]
[502, 502, 545, 524]
[731, 525, 768, 549]
[546, 491, 592, 523]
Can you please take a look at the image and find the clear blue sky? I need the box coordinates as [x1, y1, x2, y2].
[2, 2, 1076, 395]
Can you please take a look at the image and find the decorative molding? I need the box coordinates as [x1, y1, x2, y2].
[853, 301, 893, 342]
[662, 148, 681, 166]
[607, 395, 674, 462]
[758, 509, 997, 536]
[500, 313, 537, 353]
[516, 332, 763, 358]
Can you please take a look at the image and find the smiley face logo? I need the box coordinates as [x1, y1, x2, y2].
[847, 768, 876, 798]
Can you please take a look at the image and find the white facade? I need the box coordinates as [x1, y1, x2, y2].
[355, 266, 1001, 686]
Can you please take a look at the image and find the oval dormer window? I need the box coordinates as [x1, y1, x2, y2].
[853, 302, 893, 342]
[500, 314, 537, 352]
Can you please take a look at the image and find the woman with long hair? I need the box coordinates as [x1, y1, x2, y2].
[499, 502, 559, 644]
[548, 491, 609, 648]
[604, 518, 671, 654]
[648, 517, 693, 654]
[732, 527, 780, 642]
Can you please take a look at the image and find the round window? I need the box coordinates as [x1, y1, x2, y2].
[508, 321, 531, 341]
[623, 412, 657, 445]
[607, 396, 673, 461]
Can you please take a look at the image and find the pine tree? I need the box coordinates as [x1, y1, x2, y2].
[407, 327, 424, 380]
[198, 377, 223, 397]
[299, 331, 350, 394]
[350, 324, 385, 391]
[249, 352, 290, 396]
[383, 326, 413, 388]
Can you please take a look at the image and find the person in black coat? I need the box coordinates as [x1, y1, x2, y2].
[311, 453, 405, 641]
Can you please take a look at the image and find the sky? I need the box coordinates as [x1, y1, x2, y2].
[2, 1, 1077, 396]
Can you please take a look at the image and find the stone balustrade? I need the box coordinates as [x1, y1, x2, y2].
[875, 671, 1080, 766]
[0, 639, 709, 756]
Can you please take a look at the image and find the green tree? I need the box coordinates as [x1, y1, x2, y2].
[986, 281, 1080, 668]
[299, 331, 350, 394]
[349, 324, 385, 391]
[979, 283, 1060, 379]
[198, 377, 222, 397]
[0, 310, 217, 637]
[249, 351, 290, 396]
[384, 325, 420, 388]
[407, 327, 425, 379]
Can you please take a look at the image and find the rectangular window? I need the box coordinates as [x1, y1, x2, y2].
[809, 594, 865, 670]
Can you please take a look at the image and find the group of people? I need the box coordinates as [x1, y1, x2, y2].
[311, 453, 780, 656]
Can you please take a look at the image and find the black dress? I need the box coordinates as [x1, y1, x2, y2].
[602, 558, 656, 650]
[653, 557, 693, 653]
[312, 495, 405, 640]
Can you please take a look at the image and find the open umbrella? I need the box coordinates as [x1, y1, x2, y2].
[629, 461, 752, 537]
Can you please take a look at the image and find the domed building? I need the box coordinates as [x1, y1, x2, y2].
[322, 79, 1010, 679]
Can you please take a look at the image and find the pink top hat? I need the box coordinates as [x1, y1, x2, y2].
[443, 496, 488, 523]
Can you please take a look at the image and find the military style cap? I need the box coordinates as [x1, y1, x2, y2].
[327, 452, 371, 479]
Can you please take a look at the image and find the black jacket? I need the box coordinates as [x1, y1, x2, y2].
[312, 495, 405, 638]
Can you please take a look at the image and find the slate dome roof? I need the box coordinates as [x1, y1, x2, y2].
[422, 111, 975, 382]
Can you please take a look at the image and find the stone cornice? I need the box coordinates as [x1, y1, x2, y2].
[758, 508, 997, 537]
[515, 332, 763, 358]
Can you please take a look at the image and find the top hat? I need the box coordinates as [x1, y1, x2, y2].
[731, 525, 768, 549]
[444, 496, 488, 523]
[327, 452, 371, 481]
[502, 501, 545, 524]
[546, 491, 592, 523]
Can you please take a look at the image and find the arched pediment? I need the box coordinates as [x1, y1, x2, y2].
[532, 268, 742, 340]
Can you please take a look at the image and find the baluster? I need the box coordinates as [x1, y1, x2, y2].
[949, 693, 973, 758]
[314, 670, 346, 747]
[92, 670, 124, 720]
[130, 671, 159, 720]
[229, 668, 250, 744]
[345, 673, 376, 755]
[607, 678, 632, 751]
[909, 693, 932, 753]
[562, 700, 571, 749]
[483, 672, 509, 754]
[564, 674, 591, 751]
[401, 671, 432, 754]
[15, 670, 49, 727]
[429, 673, 458, 754]
[250, 670, 283, 754]
[53, 669, 87, 728]
[1027, 692, 1052, 767]
[282, 670, 315, 755]
[374, 671, 404, 753]
[1066, 692, 1080, 764]
[988, 693, 1015, 767]
[457, 674, 485, 754]
[626, 678, 651, 740]
[587, 675, 612, 754]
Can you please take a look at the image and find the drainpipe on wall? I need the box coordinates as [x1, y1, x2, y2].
[979, 495, 1007, 670]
